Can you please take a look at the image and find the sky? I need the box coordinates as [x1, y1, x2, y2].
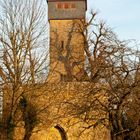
[87, 0, 140, 42]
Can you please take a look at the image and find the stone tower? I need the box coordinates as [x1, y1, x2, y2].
[47, 0, 87, 82]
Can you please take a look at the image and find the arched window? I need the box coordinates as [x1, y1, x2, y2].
[54, 124, 68, 140]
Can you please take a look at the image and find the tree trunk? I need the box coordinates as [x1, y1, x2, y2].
[23, 129, 32, 140]
[1, 129, 8, 140]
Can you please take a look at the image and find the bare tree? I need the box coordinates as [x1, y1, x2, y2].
[0, 0, 49, 139]
[0, 1, 139, 139]
[82, 12, 140, 140]
[61, 12, 140, 140]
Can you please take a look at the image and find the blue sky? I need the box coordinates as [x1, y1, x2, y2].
[87, 0, 140, 42]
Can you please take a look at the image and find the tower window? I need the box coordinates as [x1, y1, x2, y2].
[64, 3, 69, 9]
[56, 3, 76, 10]
[57, 3, 63, 9]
